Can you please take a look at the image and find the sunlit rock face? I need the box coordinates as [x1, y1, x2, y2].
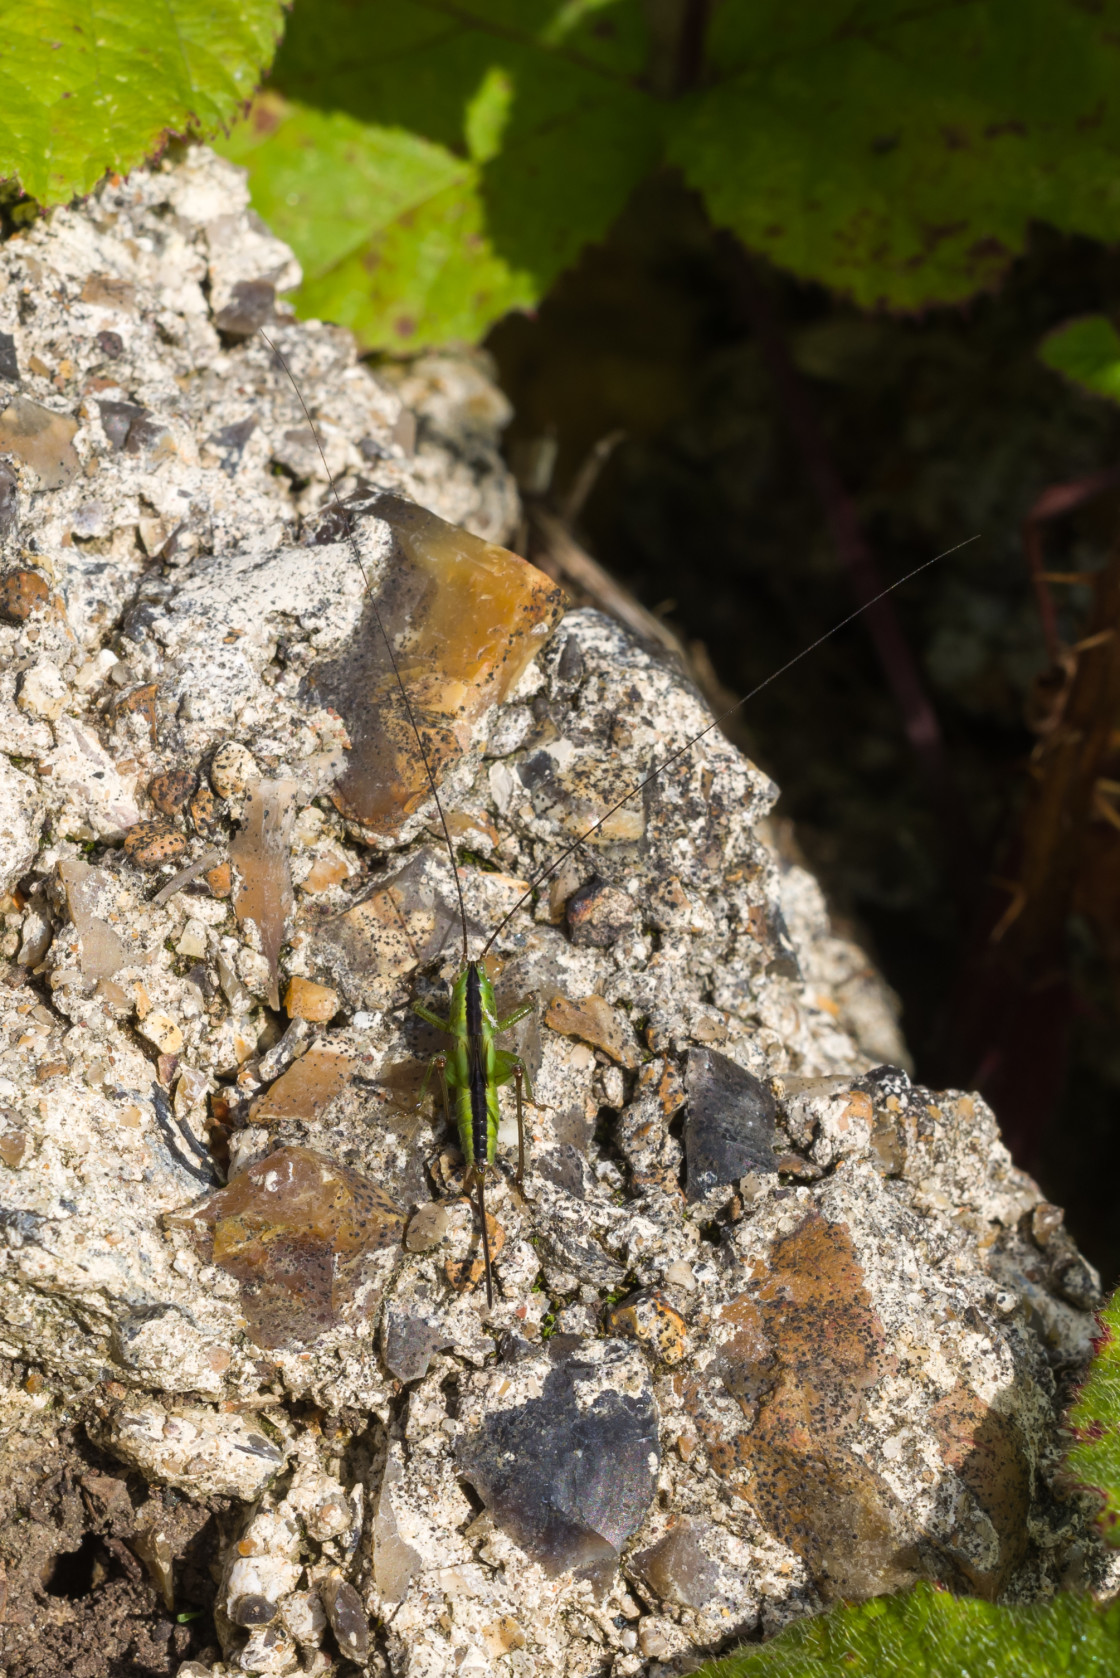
[0, 145, 1111, 1678]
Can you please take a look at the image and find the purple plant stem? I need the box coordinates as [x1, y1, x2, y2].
[733, 252, 951, 804]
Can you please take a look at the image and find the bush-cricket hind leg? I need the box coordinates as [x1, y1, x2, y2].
[494, 1048, 530, 1190]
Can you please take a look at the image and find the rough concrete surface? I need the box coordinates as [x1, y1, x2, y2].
[0, 148, 1112, 1678]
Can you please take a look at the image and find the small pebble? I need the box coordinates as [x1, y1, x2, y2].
[210, 740, 258, 799]
[189, 783, 219, 833]
[319, 1574, 369, 1662]
[0, 569, 49, 623]
[405, 1202, 450, 1252]
[17, 659, 68, 720]
[177, 920, 209, 959]
[566, 877, 638, 948]
[149, 767, 196, 816]
[123, 820, 188, 869]
[206, 861, 232, 897]
[112, 681, 159, 744]
[0, 1129, 29, 1168]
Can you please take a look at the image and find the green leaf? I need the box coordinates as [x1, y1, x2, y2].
[219, 0, 1120, 343]
[1067, 1290, 1120, 1543]
[220, 94, 467, 286]
[217, 0, 660, 350]
[0, 0, 286, 204]
[690, 1583, 1120, 1678]
[668, 0, 1120, 311]
[1039, 317, 1120, 407]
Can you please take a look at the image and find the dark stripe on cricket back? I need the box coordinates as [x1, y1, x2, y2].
[465, 964, 489, 1164]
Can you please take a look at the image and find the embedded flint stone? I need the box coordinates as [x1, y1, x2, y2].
[0, 394, 79, 487]
[167, 1145, 404, 1349]
[683, 1045, 779, 1200]
[305, 490, 564, 839]
[231, 777, 297, 1009]
[457, 1338, 659, 1582]
[631, 1521, 723, 1610]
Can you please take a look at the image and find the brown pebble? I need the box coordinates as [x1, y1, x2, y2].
[0, 1129, 29, 1168]
[188, 784, 219, 834]
[156, 1052, 180, 1087]
[123, 820, 188, 869]
[206, 861, 232, 897]
[284, 976, 340, 1023]
[405, 1202, 450, 1253]
[148, 767, 196, 816]
[0, 569, 49, 623]
[303, 852, 351, 893]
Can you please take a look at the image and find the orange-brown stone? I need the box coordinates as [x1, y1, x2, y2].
[306, 493, 564, 839]
[123, 820, 189, 869]
[675, 1212, 918, 1601]
[284, 976, 340, 1023]
[544, 993, 639, 1069]
[249, 1048, 355, 1125]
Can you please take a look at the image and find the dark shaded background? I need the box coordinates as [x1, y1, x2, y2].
[486, 173, 1120, 1287]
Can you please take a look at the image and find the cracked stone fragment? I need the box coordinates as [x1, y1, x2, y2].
[0, 462, 17, 536]
[97, 397, 170, 455]
[46, 713, 141, 837]
[283, 975, 338, 1021]
[249, 1048, 355, 1125]
[630, 1520, 723, 1610]
[457, 1338, 659, 1583]
[536, 1223, 626, 1291]
[91, 1398, 287, 1500]
[544, 992, 638, 1068]
[305, 490, 564, 838]
[231, 778, 297, 1008]
[683, 1045, 779, 1200]
[617, 1057, 686, 1195]
[382, 1273, 455, 1381]
[310, 847, 472, 1007]
[319, 1572, 369, 1662]
[167, 1145, 405, 1349]
[373, 1451, 422, 1605]
[0, 393, 79, 487]
[132, 1519, 175, 1609]
[565, 877, 638, 947]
